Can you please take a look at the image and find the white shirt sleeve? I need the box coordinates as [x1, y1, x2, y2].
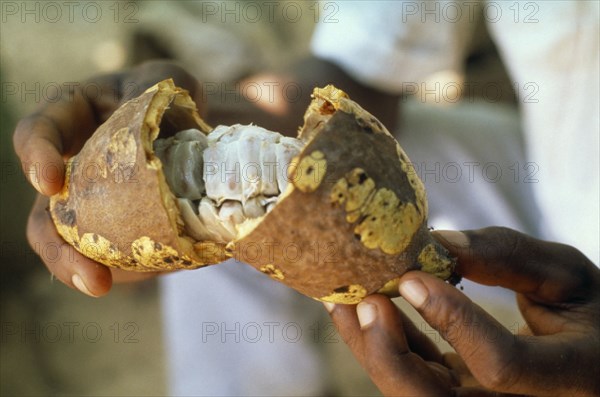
[311, 1, 599, 264]
[310, 1, 476, 94]
[485, 1, 599, 263]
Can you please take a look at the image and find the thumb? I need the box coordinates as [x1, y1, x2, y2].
[397, 271, 594, 395]
[397, 271, 523, 392]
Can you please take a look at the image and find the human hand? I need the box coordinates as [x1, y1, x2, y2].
[13, 61, 202, 296]
[325, 227, 600, 396]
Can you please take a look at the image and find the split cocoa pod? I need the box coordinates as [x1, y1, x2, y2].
[50, 79, 457, 303]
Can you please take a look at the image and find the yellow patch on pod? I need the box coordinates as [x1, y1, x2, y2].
[131, 236, 185, 270]
[292, 150, 327, 193]
[377, 277, 401, 296]
[59, 223, 80, 249]
[194, 241, 231, 264]
[319, 284, 367, 304]
[313, 84, 349, 102]
[331, 168, 424, 255]
[330, 168, 376, 223]
[354, 188, 422, 255]
[106, 127, 137, 179]
[79, 232, 123, 264]
[330, 177, 348, 204]
[417, 243, 453, 279]
[49, 162, 80, 246]
[259, 264, 285, 280]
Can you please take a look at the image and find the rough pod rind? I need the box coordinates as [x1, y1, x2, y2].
[50, 80, 457, 303]
[49, 79, 229, 271]
[232, 86, 456, 303]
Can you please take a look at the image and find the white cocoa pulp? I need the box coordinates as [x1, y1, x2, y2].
[154, 125, 303, 243]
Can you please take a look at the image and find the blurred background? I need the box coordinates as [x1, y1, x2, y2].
[1, 1, 524, 396]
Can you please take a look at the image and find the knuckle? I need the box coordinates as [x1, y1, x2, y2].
[13, 117, 34, 154]
[482, 226, 525, 263]
[424, 293, 473, 344]
[477, 358, 520, 391]
[473, 340, 522, 391]
[25, 198, 51, 253]
[561, 245, 598, 279]
[25, 210, 43, 252]
[13, 114, 57, 154]
[340, 329, 363, 352]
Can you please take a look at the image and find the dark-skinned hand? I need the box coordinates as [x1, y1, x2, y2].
[325, 227, 600, 396]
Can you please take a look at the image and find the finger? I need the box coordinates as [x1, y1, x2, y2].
[396, 306, 444, 364]
[443, 353, 479, 388]
[13, 116, 64, 195]
[354, 295, 451, 395]
[324, 303, 366, 365]
[27, 195, 112, 296]
[326, 298, 448, 378]
[433, 227, 600, 304]
[513, 293, 581, 336]
[399, 271, 599, 395]
[398, 271, 528, 393]
[13, 89, 99, 195]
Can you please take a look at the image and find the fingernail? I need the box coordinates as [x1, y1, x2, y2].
[72, 274, 97, 297]
[356, 302, 376, 329]
[433, 230, 469, 250]
[399, 279, 428, 308]
[28, 164, 43, 194]
[323, 302, 335, 313]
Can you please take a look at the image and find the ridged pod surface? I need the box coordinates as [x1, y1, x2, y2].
[50, 80, 229, 270]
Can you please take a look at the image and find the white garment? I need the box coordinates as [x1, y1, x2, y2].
[161, 260, 327, 396]
[312, 0, 600, 264]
